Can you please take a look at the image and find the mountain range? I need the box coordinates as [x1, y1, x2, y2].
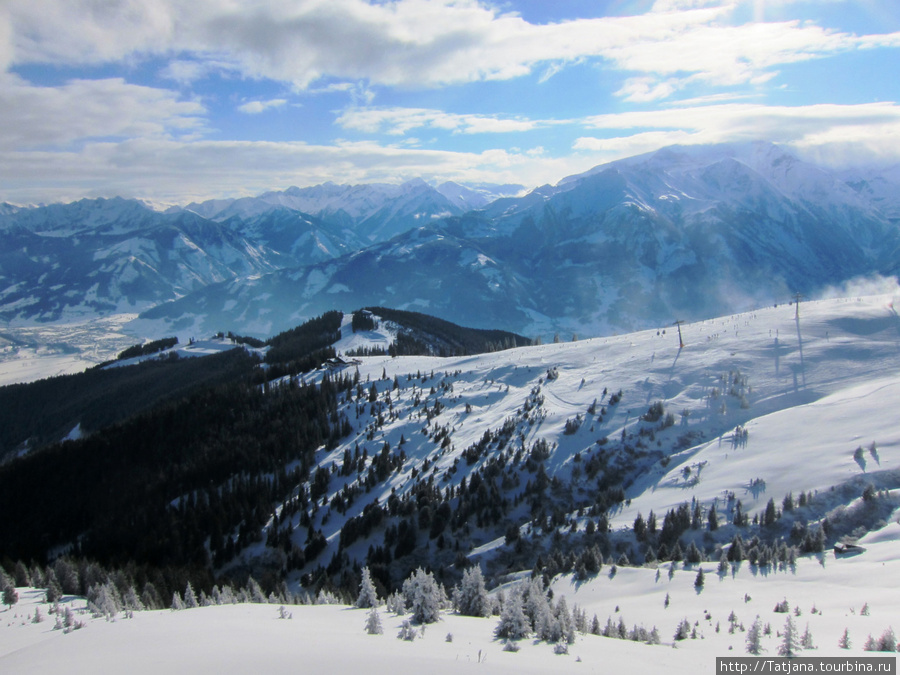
[2, 141, 899, 340]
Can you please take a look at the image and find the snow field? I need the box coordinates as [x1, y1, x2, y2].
[3, 527, 899, 674]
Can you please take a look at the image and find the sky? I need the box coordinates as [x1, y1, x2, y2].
[1, 0, 899, 205]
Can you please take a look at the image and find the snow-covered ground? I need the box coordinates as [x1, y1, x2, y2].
[3, 292, 900, 672]
[2, 526, 899, 674]
[297, 292, 900, 553]
[0, 314, 140, 386]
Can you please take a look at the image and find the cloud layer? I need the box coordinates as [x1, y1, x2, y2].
[0, 0, 898, 203]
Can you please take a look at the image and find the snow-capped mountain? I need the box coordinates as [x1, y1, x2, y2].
[2, 142, 900, 338]
[0, 198, 290, 322]
[136, 142, 900, 340]
[182, 179, 523, 244]
[134, 224, 534, 338]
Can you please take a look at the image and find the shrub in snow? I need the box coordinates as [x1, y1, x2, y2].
[503, 639, 521, 653]
[365, 607, 383, 635]
[402, 568, 442, 624]
[356, 566, 379, 609]
[386, 591, 406, 615]
[674, 618, 691, 641]
[453, 566, 490, 617]
[553, 642, 569, 655]
[278, 605, 292, 620]
[316, 589, 340, 605]
[32, 608, 43, 624]
[397, 619, 417, 641]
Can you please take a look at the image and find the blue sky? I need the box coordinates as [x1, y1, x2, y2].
[1, 0, 899, 204]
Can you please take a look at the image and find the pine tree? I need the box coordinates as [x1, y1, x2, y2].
[365, 606, 383, 635]
[838, 628, 851, 650]
[3, 585, 19, 610]
[495, 587, 530, 640]
[801, 623, 815, 650]
[674, 618, 691, 641]
[746, 616, 764, 655]
[778, 615, 799, 657]
[554, 596, 576, 644]
[356, 566, 379, 609]
[402, 568, 442, 624]
[183, 582, 199, 609]
[878, 628, 897, 652]
[453, 566, 490, 618]
[694, 568, 705, 590]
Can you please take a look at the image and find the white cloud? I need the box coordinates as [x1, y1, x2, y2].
[574, 102, 900, 166]
[4, 0, 895, 96]
[0, 74, 205, 151]
[0, 136, 587, 204]
[237, 99, 288, 114]
[615, 77, 684, 103]
[335, 107, 542, 135]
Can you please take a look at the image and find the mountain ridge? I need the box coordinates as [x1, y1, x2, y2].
[2, 141, 899, 341]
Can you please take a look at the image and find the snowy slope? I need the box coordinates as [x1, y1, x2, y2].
[218, 291, 900, 599]
[3, 293, 900, 673]
[2, 529, 899, 674]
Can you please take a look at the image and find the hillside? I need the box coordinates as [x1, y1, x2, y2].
[2, 293, 900, 671]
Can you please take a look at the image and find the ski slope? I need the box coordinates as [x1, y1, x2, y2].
[293, 292, 900, 559]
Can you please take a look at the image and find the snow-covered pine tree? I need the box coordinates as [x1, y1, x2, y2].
[247, 577, 268, 604]
[746, 616, 764, 655]
[402, 568, 442, 624]
[878, 628, 897, 652]
[453, 566, 490, 617]
[801, 623, 815, 649]
[386, 590, 406, 615]
[554, 596, 576, 644]
[838, 628, 851, 650]
[778, 615, 799, 657]
[356, 566, 379, 609]
[365, 606, 383, 635]
[494, 586, 530, 640]
[183, 582, 199, 609]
